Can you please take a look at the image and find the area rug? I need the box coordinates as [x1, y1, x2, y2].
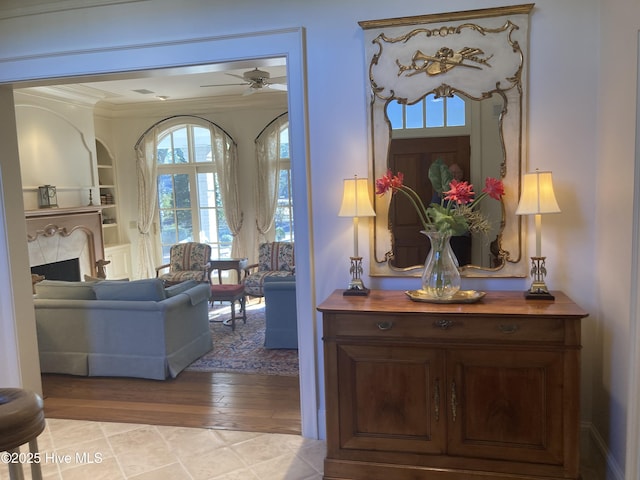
[185, 303, 299, 376]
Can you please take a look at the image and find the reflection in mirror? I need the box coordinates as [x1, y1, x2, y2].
[360, 4, 533, 278]
[386, 92, 504, 269]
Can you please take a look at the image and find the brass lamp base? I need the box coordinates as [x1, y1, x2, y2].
[524, 256, 555, 300]
[343, 256, 370, 296]
[524, 285, 555, 300]
[344, 281, 370, 296]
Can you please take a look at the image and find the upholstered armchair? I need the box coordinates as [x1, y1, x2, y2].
[244, 242, 295, 298]
[155, 242, 211, 286]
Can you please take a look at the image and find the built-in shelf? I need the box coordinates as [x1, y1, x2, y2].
[96, 140, 120, 245]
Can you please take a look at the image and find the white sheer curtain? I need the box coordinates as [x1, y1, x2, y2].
[212, 127, 243, 257]
[254, 114, 288, 246]
[134, 127, 159, 279]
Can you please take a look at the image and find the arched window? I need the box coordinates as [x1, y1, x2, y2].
[155, 119, 240, 263]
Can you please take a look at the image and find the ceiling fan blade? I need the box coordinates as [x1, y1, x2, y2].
[200, 82, 246, 88]
[267, 83, 288, 91]
[242, 87, 257, 96]
[269, 76, 287, 84]
[226, 73, 248, 81]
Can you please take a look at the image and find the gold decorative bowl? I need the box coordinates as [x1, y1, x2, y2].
[405, 289, 486, 304]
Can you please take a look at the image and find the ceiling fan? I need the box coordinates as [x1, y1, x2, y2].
[201, 68, 287, 95]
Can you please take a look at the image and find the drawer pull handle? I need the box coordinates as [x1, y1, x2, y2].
[377, 321, 394, 331]
[434, 319, 454, 330]
[499, 324, 520, 334]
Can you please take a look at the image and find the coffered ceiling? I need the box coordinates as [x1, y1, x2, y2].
[14, 57, 288, 108]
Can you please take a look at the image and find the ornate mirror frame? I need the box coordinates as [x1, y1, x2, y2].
[361, 4, 533, 278]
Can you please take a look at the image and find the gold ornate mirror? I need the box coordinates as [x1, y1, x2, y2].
[360, 4, 533, 277]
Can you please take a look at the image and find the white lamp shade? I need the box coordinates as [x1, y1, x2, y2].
[338, 177, 376, 217]
[515, 170, 561, 215]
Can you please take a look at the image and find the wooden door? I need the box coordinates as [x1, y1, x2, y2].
[335, 343, 446, 455]
[446, 349, 565, 465]
[388, 136, 471, 268]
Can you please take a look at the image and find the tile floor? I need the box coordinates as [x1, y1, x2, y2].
[0, 419, 325, 480]
[0, 418, 608, 480]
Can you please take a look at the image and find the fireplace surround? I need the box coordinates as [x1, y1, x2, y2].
[25, 207, 106, 280]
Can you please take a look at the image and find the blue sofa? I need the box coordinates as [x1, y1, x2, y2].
[33, 278, 212, 380]
[263, 276, 298, 349]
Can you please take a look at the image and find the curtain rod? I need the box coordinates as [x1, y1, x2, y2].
[254, 111, 288, 142]
[134, 114, 237, 150]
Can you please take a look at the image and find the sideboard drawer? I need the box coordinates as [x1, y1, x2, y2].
[326, 313, 567, 343]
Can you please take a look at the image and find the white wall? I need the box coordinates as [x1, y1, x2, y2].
[598, 0, 640, 475]
[14, 92, 98, 210]
[0, 87, 42, 393]
[0, 0, 636, 474]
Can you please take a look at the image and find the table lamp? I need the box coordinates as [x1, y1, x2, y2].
[338, 175, 376, 296]
[515, 169, 561, 300]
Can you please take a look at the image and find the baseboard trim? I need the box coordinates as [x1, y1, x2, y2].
[581, 421, 624, 480]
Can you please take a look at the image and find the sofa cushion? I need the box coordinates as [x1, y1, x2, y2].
[84, 274, 130, 282]
[93, 278, 166, 301]
[35, 280, 99, 300]
[165, 280, 198, 298]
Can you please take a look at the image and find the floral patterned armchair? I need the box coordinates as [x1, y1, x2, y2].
[244, 242, 295, 298]
[155, 242, 211, 286]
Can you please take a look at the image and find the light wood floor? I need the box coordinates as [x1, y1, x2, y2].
[41, 371, 301, 435]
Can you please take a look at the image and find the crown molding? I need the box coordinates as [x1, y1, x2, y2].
[0, 0, 145, 20]
[16, 85, 107, 106]
[93, 92, 288, 118]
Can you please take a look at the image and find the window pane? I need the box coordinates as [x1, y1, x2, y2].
[197, 173, 215, 208]
[425, 95, 444, 127]
[197, 172, 217, 243]
[157, 174, 174, 208]
[157, 136, 173, 165]
[159, 209, 177, 244]
[386, 100, 403, 129]
[280, 127, 290, 158]
[172, 128, 189, 163]
[174, 174, 191, 208]
[275, 168, 293, 241]
[447, 95, 465, 126]
[278, 169, 290, 200]
[405, 102, 423, 129]
[217, 209, 232, 244]
[193, 127, 212, 163]
[275, 206, 291, 241]
[199, 206, 217, 243]
[176, 209, 193, 242]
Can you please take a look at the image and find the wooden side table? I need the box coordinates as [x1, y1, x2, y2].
[209, 258, 249, 331]
[209, 258, 248, 284]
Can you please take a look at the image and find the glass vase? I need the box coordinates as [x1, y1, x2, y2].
[420, 229, 461, 300]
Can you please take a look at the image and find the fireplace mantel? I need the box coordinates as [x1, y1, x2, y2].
[25, 205, 105, 219]
[25, 206, 106, 278]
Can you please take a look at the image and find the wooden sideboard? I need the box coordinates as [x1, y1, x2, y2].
[318, 290, 588, 480]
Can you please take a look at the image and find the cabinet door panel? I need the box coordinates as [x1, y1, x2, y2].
[447, 349, 564, 465]
[337, 344, 446, 454]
